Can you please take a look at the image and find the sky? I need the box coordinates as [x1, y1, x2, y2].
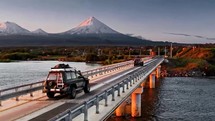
[0, 0, 214, 44]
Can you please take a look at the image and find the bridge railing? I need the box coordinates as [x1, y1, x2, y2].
[0, 60, 134, 106]
[82, 60, 133, 78]
[49, 57, 164, 121]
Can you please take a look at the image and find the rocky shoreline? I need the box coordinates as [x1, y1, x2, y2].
[161, 58, 214, 77]
[161, 69, 206, 77]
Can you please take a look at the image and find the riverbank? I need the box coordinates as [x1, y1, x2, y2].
[0, 47, 137, 65]
[161, 58, 215, 77]
[0, 56, 129, 65]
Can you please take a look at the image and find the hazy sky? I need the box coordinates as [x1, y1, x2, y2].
[0, 0, 214, 43]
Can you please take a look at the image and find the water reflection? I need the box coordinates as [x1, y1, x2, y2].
[0, 61, 100, 90]
[108, 77, 215, 121]
[107, 79, 163, 121]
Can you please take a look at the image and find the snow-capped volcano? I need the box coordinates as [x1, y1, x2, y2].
[32, 28, 48, 35]
[64, 17, 120, 35]
[0, 21, 30, 35]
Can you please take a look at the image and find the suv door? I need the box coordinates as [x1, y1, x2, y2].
[74, 71, 85, 88]
[66, 71, 84, 88]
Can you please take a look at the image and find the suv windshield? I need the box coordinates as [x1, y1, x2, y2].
[47, 72, 59, 80]
[135, 58, 141, 62]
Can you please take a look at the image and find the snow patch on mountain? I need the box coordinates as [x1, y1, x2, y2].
[64, 17, 120, 35]
[0, 21, 31, 35]
[32, 28, 48, 35]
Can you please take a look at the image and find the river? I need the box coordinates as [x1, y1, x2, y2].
[1, 62, 215, 120]
[0, 61, 100, 90]
[107, 77, 215, 121]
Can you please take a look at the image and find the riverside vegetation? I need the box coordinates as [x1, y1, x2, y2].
[162, 46, 215, 76]
[0, 45, 215, 76]
[0, 46, 151, 64]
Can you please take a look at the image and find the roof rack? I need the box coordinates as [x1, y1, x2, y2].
[51, 64, 76, 71]
[51, 64, 71, 69]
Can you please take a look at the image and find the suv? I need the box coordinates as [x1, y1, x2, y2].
[134, 57, 144, 66]
[43, 64, 90, 99]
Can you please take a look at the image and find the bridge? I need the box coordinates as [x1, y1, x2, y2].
[0, 56, 164, 121]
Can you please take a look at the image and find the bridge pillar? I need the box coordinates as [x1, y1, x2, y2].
[115, 97, 131, 116]
[149, 71, 156, 88]
[115, 101, 127, 116]
[156, 65, 161, 78]
[131, 86, 143, 117]
[141, 81, 146, 88]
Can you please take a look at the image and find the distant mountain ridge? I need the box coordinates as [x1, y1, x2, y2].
[0, 17, 169, 46]
[0, 21, 48, 36]
[0, 21, 31, 35]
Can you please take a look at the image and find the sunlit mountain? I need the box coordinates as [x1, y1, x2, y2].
[63, 17, 119, 35]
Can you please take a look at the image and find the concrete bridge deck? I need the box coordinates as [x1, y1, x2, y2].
[0, 57, 164, 121]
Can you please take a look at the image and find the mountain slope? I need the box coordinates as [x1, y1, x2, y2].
[0, 22, 30, 35]
[61, 17, 154, 45]
[0, 17, 162, 46]
[64, 17, 119, 35]
[32, 28, 48, 35]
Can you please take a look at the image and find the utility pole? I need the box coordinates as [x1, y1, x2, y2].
[158, 47, 160, 56]
[129, 48, 131, 59]
[170, 43, 173, 58]
[149, 49, 152, 56]
[164, 46, 167, 57]
[139, 47, 142, 56]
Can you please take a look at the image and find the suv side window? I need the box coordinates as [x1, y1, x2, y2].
[71, 72, 77, 79]
[66, 72, 72, 80]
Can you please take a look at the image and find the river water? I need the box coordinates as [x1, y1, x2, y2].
[1, 62, 215, 120]
[107, 77, 215, 121]
[0, 61, 100, 90]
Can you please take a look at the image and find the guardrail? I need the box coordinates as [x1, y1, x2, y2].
[49, 57, 164, 121]
[0, 60, 134, 106]
[82, 60, 133, 78]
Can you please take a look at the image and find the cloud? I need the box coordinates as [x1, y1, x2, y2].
[194, 35, 204, 38]
[206, 38, 215, 40]
[164, 32, 215, 41]
[166, 32, 191, 37]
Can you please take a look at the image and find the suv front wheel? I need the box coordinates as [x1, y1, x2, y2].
[84, 83, 90, 93]
[69, 87, 76, 99]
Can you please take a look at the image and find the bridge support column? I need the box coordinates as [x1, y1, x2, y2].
[131, 86, 143, 117]
[115, 98, 131, 116]
[156, 65, 161, 78]
[149, 71, 156, 88]
[115, 101, 126, 116]
[141, 81, 146, 88]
